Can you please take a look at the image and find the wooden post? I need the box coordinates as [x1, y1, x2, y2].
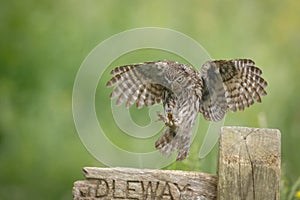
[72, 126, 281, 200]
[217, 126, 281, 200]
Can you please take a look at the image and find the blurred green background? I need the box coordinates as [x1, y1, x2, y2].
[1, 0, 300, 199]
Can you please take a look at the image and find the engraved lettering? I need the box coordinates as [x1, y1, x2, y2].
[173, 183, 194, 198]
[173, 183, 193, 193]
[126, 180, 140, 200]
[96, 179, 109, 197]
[79, 186, 89, 197]
[77, 178, 196, 199]
[161, 182, 174, 199]
[141, 181, 160, 199]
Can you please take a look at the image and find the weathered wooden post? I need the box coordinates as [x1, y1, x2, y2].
[217, 126, 281, 200]
[73, 126, 281, 200]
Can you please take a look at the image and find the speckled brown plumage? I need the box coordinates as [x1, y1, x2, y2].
[107, 59, 267, 161]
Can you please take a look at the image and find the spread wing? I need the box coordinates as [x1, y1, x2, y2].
[106, 61, 171, 108]
[199, 59, 268, 121]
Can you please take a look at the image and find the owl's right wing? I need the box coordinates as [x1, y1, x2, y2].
[106, 61, 171, 108]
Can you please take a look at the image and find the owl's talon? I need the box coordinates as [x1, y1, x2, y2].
[156, 112, 176, 127]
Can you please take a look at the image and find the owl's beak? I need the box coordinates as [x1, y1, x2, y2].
[170, 84, 174, 91]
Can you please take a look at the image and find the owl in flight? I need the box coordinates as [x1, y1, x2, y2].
[106, 59, 267, 161]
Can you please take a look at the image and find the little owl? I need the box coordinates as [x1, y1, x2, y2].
[106, 59, 267, 161]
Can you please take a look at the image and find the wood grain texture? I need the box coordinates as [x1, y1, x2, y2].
[73, 167, 217, 200]
[217, 126, 281, 200]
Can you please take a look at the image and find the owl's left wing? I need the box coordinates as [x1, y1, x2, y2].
[106, 61, 170, 108]
[199, 59, 268, 121]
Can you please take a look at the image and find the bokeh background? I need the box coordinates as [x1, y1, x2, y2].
[1, 1, 300, 199]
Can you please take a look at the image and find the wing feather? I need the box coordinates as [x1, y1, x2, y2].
[199, 59, 267, 121]
[106, 61, 169, 108]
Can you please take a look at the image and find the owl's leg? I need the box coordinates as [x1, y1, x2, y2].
[157, 111, 178, 127]
[158, 94, 178, 127]
[157, 112, 173, 126]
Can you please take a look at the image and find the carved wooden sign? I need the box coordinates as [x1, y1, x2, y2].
[73, 167, 217, 200]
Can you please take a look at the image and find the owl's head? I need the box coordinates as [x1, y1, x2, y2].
[164, 64, 190, 93]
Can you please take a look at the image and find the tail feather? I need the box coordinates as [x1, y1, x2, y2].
[155, 126, 176, 150]
[155, 126, 192, 161]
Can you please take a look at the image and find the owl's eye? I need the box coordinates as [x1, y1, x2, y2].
[176, 76, 184, 83]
